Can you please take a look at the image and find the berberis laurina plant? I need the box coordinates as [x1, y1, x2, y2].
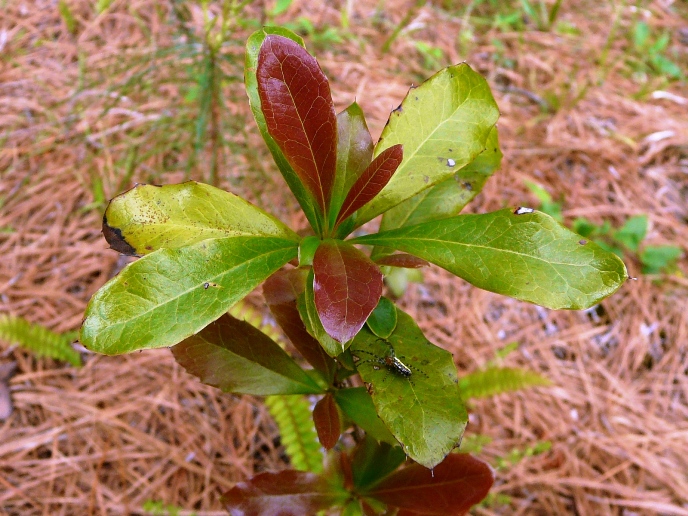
[81, 27, 628, 514]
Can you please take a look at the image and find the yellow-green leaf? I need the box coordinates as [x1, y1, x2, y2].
[354, 209, 628, 310]
[81, 236, 298, 354]
[355, 64, 499, 226]
[103, 182, 298, 255]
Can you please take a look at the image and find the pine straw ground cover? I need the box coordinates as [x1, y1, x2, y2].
[1, 0, 687, 514]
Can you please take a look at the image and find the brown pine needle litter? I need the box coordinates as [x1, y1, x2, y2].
[1, 0, 687, 514]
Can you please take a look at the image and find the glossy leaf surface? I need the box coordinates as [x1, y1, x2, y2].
[245, 27, 321, 233]
[365, 297, 397, 339]
[335, 144, 403, 226]
[355, 64, 499, 225]
[172, 314, 322, 395]
[379, 126, 502, 233]
[103, 182, 298, 256]
[313, 393, 341, 450]
[350, 309, 466, 468]
[263, 269, 337, 379]
[313, 240, 383, 343]
[354, 209, 629, 310]
[364, 453, 494, 514]
[334, 387, 397, 445]
[81, 236, 297, 354]
[222, 469, 347, 516]
[257, 34, 337, 215]
[331, 102, 374, 224]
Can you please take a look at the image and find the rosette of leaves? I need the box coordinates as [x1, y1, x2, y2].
[80, 27, 627, 515]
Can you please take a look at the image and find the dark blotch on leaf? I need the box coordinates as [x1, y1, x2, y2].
[102, 216, 137, 256]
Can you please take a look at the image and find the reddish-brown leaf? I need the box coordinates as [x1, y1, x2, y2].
[375, 253, 429, 269]
[257, 35, 337, 213]
[364, 453, 494, 515]
[222, 469, 346, 516]
[263, 269, 337, 378]
[312, 240, 383, 343]
[313, 394, 341, 450]
[335, 144, 403, 226]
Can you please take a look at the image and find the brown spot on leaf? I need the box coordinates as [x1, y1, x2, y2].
[102, 216, 137, 256]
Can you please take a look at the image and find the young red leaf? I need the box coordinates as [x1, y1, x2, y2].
[312, 240, 383, 343]
[222, 469, 347, 515]
[263, 269, 337, 379]
[313, 393, 341, 450]
[257, 35, 337, 214]
[335, 144, 403, 226]
[375, 253, 429, 269]
[364, 453, 494, 515]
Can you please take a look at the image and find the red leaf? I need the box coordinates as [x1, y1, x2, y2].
[257, 35, 337, 214]
[312, 240, 383, 343]
[313, 394, 341, 450]
[364, 453, 494, 515]
[335, 144, 403, 226]
[222, 469, 345, 516]
[375, 253, 429, 269]
[263, 269, 337, 378]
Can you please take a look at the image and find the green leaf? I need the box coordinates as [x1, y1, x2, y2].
[353, 209, 629, 310]
[81, 236, 298, 354]
[365, 297, 397, 339]
[351, 437, 406, 490]
[333, 387, 397, 445]
[257, 34, 337, 218]
[265, 395, 324, 473]
[330, 102, 374, 226]
[172, 314, 323, 395]
[378, 125, 502, 233]
[245, 27, 322, 234]
[350, 308, 466, 469]
[102, 182, 298, 256]
[613, 214, 648, 252]
[312, 240, 383, 344]
[459, 367, 551, 399]
[640, 245, 683, 274]
[355, 64, 500, 226]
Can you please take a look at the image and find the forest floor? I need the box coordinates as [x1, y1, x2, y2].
[1, 0, 687, 514]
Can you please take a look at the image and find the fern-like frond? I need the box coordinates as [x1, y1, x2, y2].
[0, 314, 82, 367]
[264, 395, 323, 473]
[228, 303, 323, 472]
[459, 367, 551, 399]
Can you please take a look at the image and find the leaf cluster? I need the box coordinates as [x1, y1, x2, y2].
[80, 26, 628, 514]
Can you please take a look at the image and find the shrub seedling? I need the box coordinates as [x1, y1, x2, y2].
[80, 26, 628, 515]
